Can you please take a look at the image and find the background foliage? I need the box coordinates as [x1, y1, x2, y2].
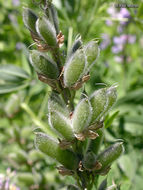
[0, 0, 143, 189]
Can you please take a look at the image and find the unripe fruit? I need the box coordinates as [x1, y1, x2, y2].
[36, 17, 57, 47]
[17, 173, 41, 185]
[72, 98, 92, 134]
[48, 92, 70, 117]
[49, 111, 74, 141]
[88, 129, 104, 154]
[104, 86, 117, 114]
[82, 152, 97, 170]
[29, 50, 59, 79]
[49, 3, 59, 34]
[96, 142, 124, 171]
[64, 48, 85, 87]
[84, 41, 100, 71]
[23, 7, 38, 35]
[90, 88, 107, 123]
[35, 132, 79, 170]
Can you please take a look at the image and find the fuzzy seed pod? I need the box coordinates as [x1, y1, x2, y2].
[49, 111, 74, 141]
[84, 41, 100, 71]
[87, 129, 104, 154]
[35, 132, 79, 170]
[82, 152, 97, 171]
[104, 86, 117, 114]
[96, 142, 124, 171]
[36, 17, 57, 47]
[23, 7, 38, 35]
[72, 98, 92, 134]
[48, 92, 70, 117]
[29, 50, 59, 79]
[90, 88, 107, 124]
[67, 36, 83, 59]
[63, 48, 85, 87]
[49, 3, 59, 35]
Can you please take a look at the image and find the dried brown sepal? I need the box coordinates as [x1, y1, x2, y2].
[88, 121, 104, 131]
[78, 161, 84, 172]
[58, 139, 75, 149]
[38, 73, 60, 91]
[56, 166, 74, 176]
[57, 31, 64, 46]
[93, 160, 102, 170]
[86, 130, 99, 139]
[74, 133, 86, 141]
[70, 74, 90, 90]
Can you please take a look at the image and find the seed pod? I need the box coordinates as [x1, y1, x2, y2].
[67, 185, 80, 190]
[28, 150, 44, 163]
[82, 152, 97, 171]
[29, 50, 59, 79]
[23, 7, 38, 35]
[104, 86, 117, 114]
[9, 150, 28, 164]
[35, 132, 79, 170]
[67, 36, 83, 59]
[36, 17, 57, 47]
[72, 98, 92, 134]
[84, 41, 100, 71]
[17, 173, 35, 185]
[48, 92, 70, 117]
[64, 48, 85, 87]
[96, 142, 124, 171]
[49, 3, 59, 35]
[87, 129, 104, 154]
[90, 88, 107, 124]
[49, 111, 74, 141]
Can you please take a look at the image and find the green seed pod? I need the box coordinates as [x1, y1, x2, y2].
[67, 185, 80, 190]
[90, 88, 107, 123]
[68, 36, 83, 59]
[87, 129, 104, 154]
[9, 150, 28, 164]
[36, 17, 57, 47]
[96, 142, 124, 171]
[82, 151, 97, 171]
[28, 150, 44, 163]
[49, 111, 74, 141]
[35, 132, 79, 170]
[64, 48, 85, 87]
[72, 98, 92, 134]
[17, 173, 41, 185]
[29, 50, 59, 79]
[48, 92, 70, 117]
[49, 3, 59, 35]
[84, 41, 100, 71]
[104, 86, 117, 114]
[23, 7, 38, 35]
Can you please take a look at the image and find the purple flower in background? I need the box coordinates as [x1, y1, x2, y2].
[112, 44, 123, 54]
[118, 8, 130, 25]
[100, 33, 111, 50]
[12, 0, 20, 7]
[105, 20, 113, 26]
[114, 56, 123, 63]
[128, 35, 136, 44]
[113, 35, 128, 45]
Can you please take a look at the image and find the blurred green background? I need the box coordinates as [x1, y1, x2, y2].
[0, 0, 143, 189]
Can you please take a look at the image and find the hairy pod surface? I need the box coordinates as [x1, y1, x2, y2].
[35, 132, 78, 170]
[49, 111, 74, 141]
[48, 92, 70, 117]
[49, 3, 59, 35]
[88, 129, 104, 154]
[84, 41, 100, 71]
[96, 142, 124, 171]
[23, 7, 38, 34]
[104, 86, 117, 115]
[63, 48, 85, 87]
[72, 98, 92, 134]
[82, 151, 97, 170]
[90, 88, 107, 123]
[36, 17, 57, 47]
[29, 50, 59, 79]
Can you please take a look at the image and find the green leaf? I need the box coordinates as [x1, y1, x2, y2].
[0, 83, 29, 94]
[0, 64, 30, 80]
[104, 111, 119, 129]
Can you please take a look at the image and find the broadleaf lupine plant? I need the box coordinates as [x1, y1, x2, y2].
[23, 1, 124, 189]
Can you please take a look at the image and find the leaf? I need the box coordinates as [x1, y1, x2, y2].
[0, 83, 29, 94]
[98, 178, 107, 190]
[104, 111, 119, 129]
[0, 64, 30, 80]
